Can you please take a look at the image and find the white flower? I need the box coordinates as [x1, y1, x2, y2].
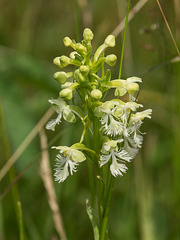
[54, 154, 78, 183]
[100, 140, 132, 177]
[101, 114, 124, 136]
[52, 146, 86, 183]
[114, 77, 142, 99]
[96, 100, 143, 137]
[110, 152, 128, 177]
[130, 109, 152, 123]
[46, 99, 76, 131]
[95, 101, 122, 137]
[122, 137, 139, 158]
[120, 108, 152, 155]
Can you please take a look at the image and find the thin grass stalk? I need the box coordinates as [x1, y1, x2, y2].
[73, 0, 81, 42]
[118, 0, 131, 79]
[112, 0, 148, 37]
[17, 201, 25, 240]
[155, 0, 180, 56]
[0, 107, 54, 181]
[39, 128, 67, 240]
[0, 100, 20, 225]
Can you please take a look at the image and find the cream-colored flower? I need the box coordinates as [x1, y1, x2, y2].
[100, 140, 132, 177]
[46, 99, 76, 131]
[53, 146, 86, 183]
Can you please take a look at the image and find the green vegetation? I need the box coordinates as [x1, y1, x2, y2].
[0, 0, 180, 239]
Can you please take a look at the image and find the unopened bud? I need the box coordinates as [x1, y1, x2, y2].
[115, 87, 127, 97]
[60, 55, 70, 67]
[61, 82, 73, 89]
[63, 37, 72, 47]
[54, 71, 68, 84]
[59, 88, 73, 100]
[74, 69, 85, 82]
[104, 35, 115, 47]
[126, 83, 139, 94]
[83, 28, 94, 41]
[53, 57, 62, 68]
[80, 65, 89, 76]
[113, 106, 123, 117]
[75, 43, 87, 55]
[105, 54, 117, 66]
[69, 51, 80, 59]
[91, 89, 102, 100]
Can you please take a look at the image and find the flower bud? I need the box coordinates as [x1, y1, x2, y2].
[105, 54, 117, 66]
[113, 106, 123, 118]
[59, 88, 73, 100]
[126, 83, 139, 94]
[80, 65, 89, 76]
[83, 28, 94, 41]
[61, 82, 73, 89]
[74, 69, 85, 82]
[53, 57, 62, 68]
[104, 35, 115, 47]
[91, 89, 102, 100]
[115, 87, 127, 97]
[126, 76, 142, 83]
[63, 37, 72, 47]
[60, 55, 71, 67]
[54, 71, 68, 84]
[69, 51, 80, 59]
[75, 43, 87, 55]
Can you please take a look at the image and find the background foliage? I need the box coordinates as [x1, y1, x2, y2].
[0, 0, 180, 239]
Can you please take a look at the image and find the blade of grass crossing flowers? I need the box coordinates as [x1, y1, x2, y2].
[111, 0, 148, 37]
[118, 0, 131, 79]
[73, 0, 81, 42]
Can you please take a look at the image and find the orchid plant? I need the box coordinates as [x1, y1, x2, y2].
[46, 28, 152, 240]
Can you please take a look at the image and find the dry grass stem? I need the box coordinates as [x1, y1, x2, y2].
[155, 0, 180, 56]
[111, 0, 149, 37]
[0, 107, 54, 181]
[39, 128, 67, 240]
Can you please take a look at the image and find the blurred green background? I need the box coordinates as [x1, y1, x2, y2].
[0, 0, 180, 239]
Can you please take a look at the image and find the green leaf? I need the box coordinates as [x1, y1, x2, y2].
[86, 199, 100, 240]
[102, 69, 111, 84]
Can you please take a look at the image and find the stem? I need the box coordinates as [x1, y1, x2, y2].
[17, 201, 25, 240]
[118, 0, 131, 79]
[100, 175, 115, 240]
[99, 1, 131, 239]
[92, 117, 103, 223]
[101, 62, 105, 79]
[73, 0, 80, 42]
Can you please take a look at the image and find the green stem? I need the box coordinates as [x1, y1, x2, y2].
[118, 0, 131, 79]
[99, 2, 131, 237]
[92, 117, 103, 223]
[73, 0, 80, 42]
[100, 175, 115, 240]
[85, 129, 96, 207]
[17, 201, 25, 240]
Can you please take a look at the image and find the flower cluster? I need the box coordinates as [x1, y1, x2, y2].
[46, 28, 152, 182]
[95, 100, 152, 176]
